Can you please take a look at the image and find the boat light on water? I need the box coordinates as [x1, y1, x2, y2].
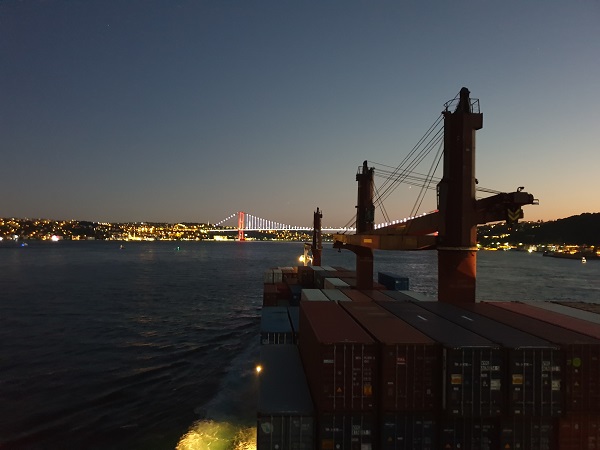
[176, 419, 256, 450]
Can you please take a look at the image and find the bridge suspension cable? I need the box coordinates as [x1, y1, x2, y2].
[213, 213, 238, 227]
[212, 212, 316, 231]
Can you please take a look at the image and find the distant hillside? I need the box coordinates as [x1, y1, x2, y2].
[478, 213, 600, 246]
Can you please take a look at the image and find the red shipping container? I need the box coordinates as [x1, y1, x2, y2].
[335, 270, 357, 278]
[372, 281, 387, 290]
[263, 283, 279, 306]
[559, 413, 600, 450]
[360, 290, 395, 302]
[491, 302, 600, 340]
[339, 278, 357, 288]
[343, 290, 373, 303]
[275, 282, 291, 300]
[299, 301, 377, 412]
[341, 302, 441, 412]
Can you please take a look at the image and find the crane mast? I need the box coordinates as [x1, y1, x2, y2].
[333, 88, 537, 304]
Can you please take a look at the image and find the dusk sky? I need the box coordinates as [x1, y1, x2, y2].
[2, 1, 599, 227]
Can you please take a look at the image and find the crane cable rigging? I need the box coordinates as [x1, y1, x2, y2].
[367, 89, 462, 222]
[337, 116, 443, 234]
[368, 113, 445, 226]
[339, 90, 502, 232]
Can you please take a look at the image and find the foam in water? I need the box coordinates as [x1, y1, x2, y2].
[176, 328, 260, 450]
[176, 420, 256, 450]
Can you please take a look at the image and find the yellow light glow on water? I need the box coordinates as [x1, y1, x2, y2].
[255, 365, 262, 374]
[176, 420, 256, 450]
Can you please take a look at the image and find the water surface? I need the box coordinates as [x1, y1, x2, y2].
[1, 241, 598, 449]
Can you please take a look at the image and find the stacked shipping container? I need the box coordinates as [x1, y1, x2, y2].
[464, 303, 600, 413]
[406, 300, 562, 449]
[340, 302, 439, 449]
[260, 306, 294, 345]
[376, 301, 504, 419]
[376, 300, 506, 450]
[263, 267, 292, 306]
[258, 267, 600, 449]
[480, 302, 600, 449]
[410, 301, 563, 418]
[258, 268, 314, 447]
[299, 301, 378, 449]
[257, 345, 315, 450]
[492, 302, 600, 340]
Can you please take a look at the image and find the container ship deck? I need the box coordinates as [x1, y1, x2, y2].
[254, 88, 600, 450]
[257, 267, 600, 450]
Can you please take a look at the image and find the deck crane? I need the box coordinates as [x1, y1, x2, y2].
[333, 87, 538, 304]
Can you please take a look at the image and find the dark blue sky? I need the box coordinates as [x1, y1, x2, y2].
[2, 1, 599, 226]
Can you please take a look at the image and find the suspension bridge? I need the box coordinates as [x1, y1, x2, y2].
[208, 211, 439, 241]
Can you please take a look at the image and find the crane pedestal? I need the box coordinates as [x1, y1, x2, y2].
[438, 248, 477, 303]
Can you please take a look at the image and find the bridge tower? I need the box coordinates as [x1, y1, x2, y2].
[237, 211, 245, 241]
